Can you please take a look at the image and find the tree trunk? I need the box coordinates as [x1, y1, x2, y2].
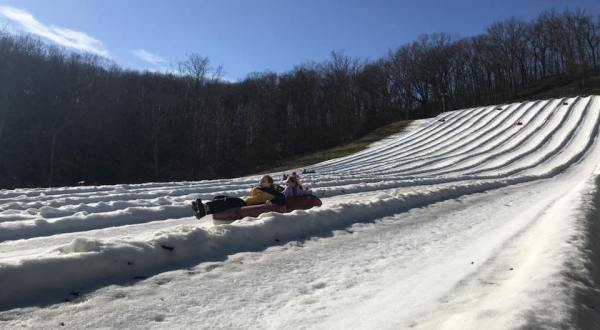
[48, 132, 58, 187]
[0, 105, 6, 145]
[0, 89, 7, 145]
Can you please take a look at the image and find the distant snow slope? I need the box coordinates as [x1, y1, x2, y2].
[1, 96, 600, 329]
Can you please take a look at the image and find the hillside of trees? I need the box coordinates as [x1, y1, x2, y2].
[1, 9, 599, 189]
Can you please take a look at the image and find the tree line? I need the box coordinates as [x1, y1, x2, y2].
[0, 8, 599, 188]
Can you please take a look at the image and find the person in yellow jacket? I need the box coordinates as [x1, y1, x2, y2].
[191, 175, 286, 219]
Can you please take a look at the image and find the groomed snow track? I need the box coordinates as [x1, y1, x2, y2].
[2, 96, 600, 328]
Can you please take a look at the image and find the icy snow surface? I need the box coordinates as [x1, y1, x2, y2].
[1, 96, 600, 329]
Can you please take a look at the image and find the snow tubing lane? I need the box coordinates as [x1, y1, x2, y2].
[211, 196, 322, 221]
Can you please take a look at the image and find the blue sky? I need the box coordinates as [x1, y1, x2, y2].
[1, 0, 599, 81]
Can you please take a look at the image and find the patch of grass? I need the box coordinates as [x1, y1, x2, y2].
[261, 120, 413, 173]
[509, 72, 600, 103]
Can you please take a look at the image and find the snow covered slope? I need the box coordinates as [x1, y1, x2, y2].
[1, 96, 600, 329]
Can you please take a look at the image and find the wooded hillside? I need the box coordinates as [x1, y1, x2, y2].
[0, 9, 598, 188]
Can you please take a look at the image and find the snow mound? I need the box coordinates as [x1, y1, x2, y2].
[58, 238, 106, 254]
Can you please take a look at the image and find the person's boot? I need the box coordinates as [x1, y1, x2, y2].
[191, 199, 206, 219]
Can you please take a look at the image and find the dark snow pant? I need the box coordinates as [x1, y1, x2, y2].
[206, 196, 246, 214]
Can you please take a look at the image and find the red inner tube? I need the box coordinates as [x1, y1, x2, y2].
[212, 195, 322, 221]
[285, 195, 323, 209]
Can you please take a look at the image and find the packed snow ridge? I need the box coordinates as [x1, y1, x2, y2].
[1, 96, 600, 329]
